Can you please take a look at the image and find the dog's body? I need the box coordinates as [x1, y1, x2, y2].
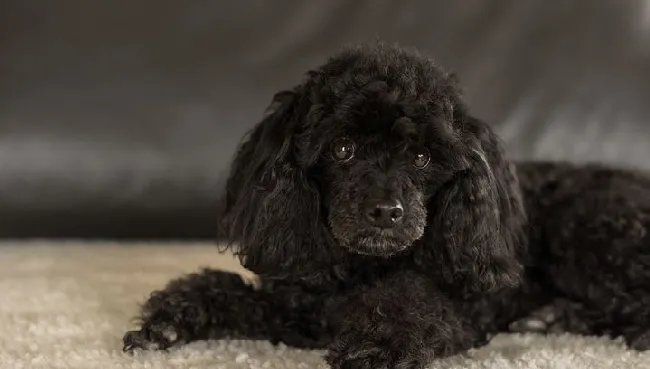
[123, 44, 650, 368]
[472, 161, 650, 343]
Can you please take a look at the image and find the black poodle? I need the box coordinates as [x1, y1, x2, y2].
[122, 43, 650, 368]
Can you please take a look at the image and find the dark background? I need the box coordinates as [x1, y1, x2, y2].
[1, 0, 649, 239]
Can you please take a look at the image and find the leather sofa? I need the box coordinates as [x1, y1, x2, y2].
[2, 0, 649, 239]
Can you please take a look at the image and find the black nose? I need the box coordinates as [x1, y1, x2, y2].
[363, 199, 404, 228]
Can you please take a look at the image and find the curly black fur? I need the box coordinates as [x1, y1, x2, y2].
[123, 43, 650, 368]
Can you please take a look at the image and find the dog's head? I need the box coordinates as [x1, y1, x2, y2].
[222, 44, 526, 291]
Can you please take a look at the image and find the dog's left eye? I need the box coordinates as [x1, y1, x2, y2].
[331, 138, 355, 162]
[413, 148, 430, 168]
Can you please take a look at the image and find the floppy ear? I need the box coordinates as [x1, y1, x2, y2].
[220, 88, 335, 277]
[423, 114, 527, 293]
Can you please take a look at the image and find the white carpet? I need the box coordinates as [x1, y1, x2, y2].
[1, 241, 649, 369]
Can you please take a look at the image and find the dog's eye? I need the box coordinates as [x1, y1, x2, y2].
[413, 148, 430, 168]
[331, 138, 355, 162]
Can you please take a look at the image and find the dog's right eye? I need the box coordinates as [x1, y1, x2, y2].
[331, 138, 355, 162]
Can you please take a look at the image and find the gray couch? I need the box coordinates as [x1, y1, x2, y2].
[2, 0, 649, 238]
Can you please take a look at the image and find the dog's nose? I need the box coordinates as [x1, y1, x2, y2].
[363, 199, 404, 228]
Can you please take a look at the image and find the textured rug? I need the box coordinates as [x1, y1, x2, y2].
[1, 241, 649, 369]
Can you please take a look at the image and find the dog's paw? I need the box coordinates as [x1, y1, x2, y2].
[122, 322, 182, 352]
[509, 304, 559, 333]
[325, 334, 428, 369]
[508, 299, 593, 336]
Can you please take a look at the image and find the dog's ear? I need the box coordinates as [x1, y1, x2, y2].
[220, 88, 334, 277]
[421, 114, 527, 294]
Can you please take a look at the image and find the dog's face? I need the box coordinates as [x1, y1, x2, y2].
[322, 132, 430, 256]
[308, 98, 458, 257]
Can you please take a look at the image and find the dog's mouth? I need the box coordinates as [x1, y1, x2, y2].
[337, 228, 415, 257]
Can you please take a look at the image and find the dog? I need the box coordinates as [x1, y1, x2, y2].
[122, 43, 650, 369]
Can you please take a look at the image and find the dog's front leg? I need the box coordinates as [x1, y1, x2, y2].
[122, 268, 332, 352]
[325, 271, 478, 369]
